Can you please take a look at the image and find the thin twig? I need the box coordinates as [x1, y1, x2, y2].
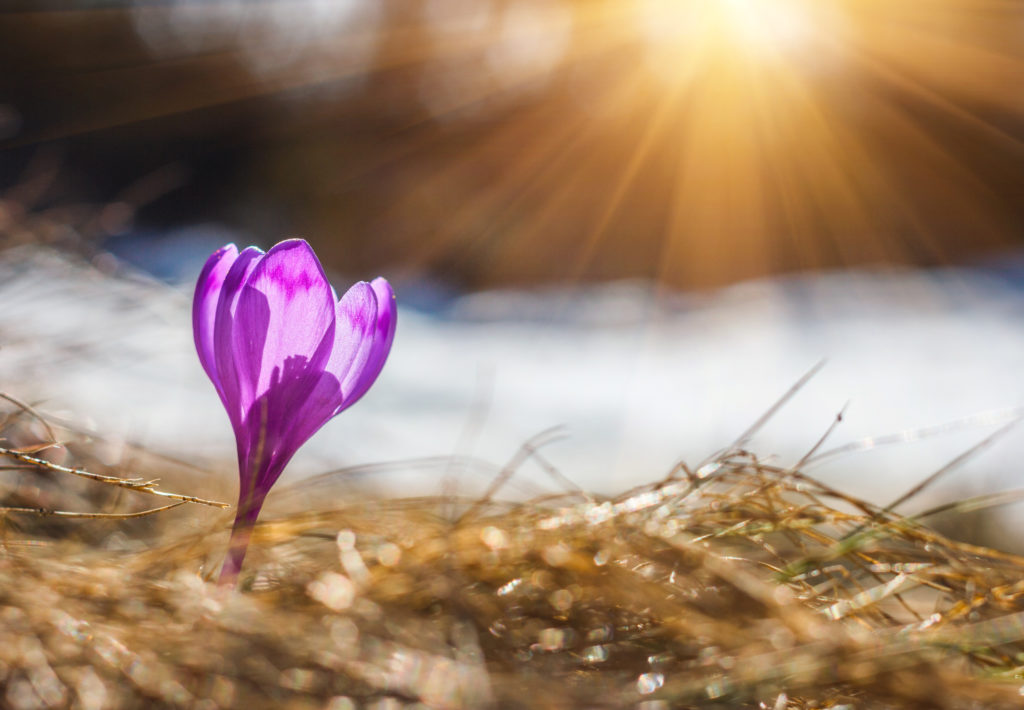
[0, 446, 229, 508]
[0, 502, 186, 518]
[32, 413, 219, 477]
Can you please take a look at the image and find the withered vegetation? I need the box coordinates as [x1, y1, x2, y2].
[4, 394, 1024, 710]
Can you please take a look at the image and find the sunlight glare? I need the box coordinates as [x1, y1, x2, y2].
[720, 0, 816, 50]
[638, 0, 829, 60]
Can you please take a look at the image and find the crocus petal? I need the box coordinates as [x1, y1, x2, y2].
[192, 244, 239, 391]
[236, 355, 336, 501]
[326, 281, 379, 401]
[213, 246, 265, 428]
[230, 239, 337, 404]
[272, 368, 348, 479]
[340, 277, 397, 409]
[266, 278, 395, 468]
[262, 282, 380, 460]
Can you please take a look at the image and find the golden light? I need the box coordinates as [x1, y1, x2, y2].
[717, 0, 819, 50]
[615, 0, 862, 286]
[637, 0, 843, 68]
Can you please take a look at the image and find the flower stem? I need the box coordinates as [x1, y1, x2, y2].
[219, 491, 267, 587]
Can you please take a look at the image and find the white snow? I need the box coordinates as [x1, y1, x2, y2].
[2, 245, 1024, 516]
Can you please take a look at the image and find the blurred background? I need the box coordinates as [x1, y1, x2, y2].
[3, 0, 1024, 287]
[3, 0, 1024, 542]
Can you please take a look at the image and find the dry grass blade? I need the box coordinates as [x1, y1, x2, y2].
[918, 489, 1024, 520]
[457, 425, 569, 523]
[793, 401, 849, 470]
[839, 417, 1022, 542]
[880, 417, 1022, 514]
[805, 406, 1024, 467]
[700, 359, 827, 470]
[0, 391, 58, 443]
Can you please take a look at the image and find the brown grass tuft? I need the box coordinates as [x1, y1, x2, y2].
[4, 395, 1024, 709]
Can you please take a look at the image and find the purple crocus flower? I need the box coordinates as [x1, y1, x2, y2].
[193, 239, 396, 585]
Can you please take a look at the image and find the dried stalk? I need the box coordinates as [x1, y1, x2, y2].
[0, 446, 228, 508]
[0, 501, 185, 518]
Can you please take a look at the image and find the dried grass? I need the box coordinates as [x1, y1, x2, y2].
[5, 392, 1024, 710]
